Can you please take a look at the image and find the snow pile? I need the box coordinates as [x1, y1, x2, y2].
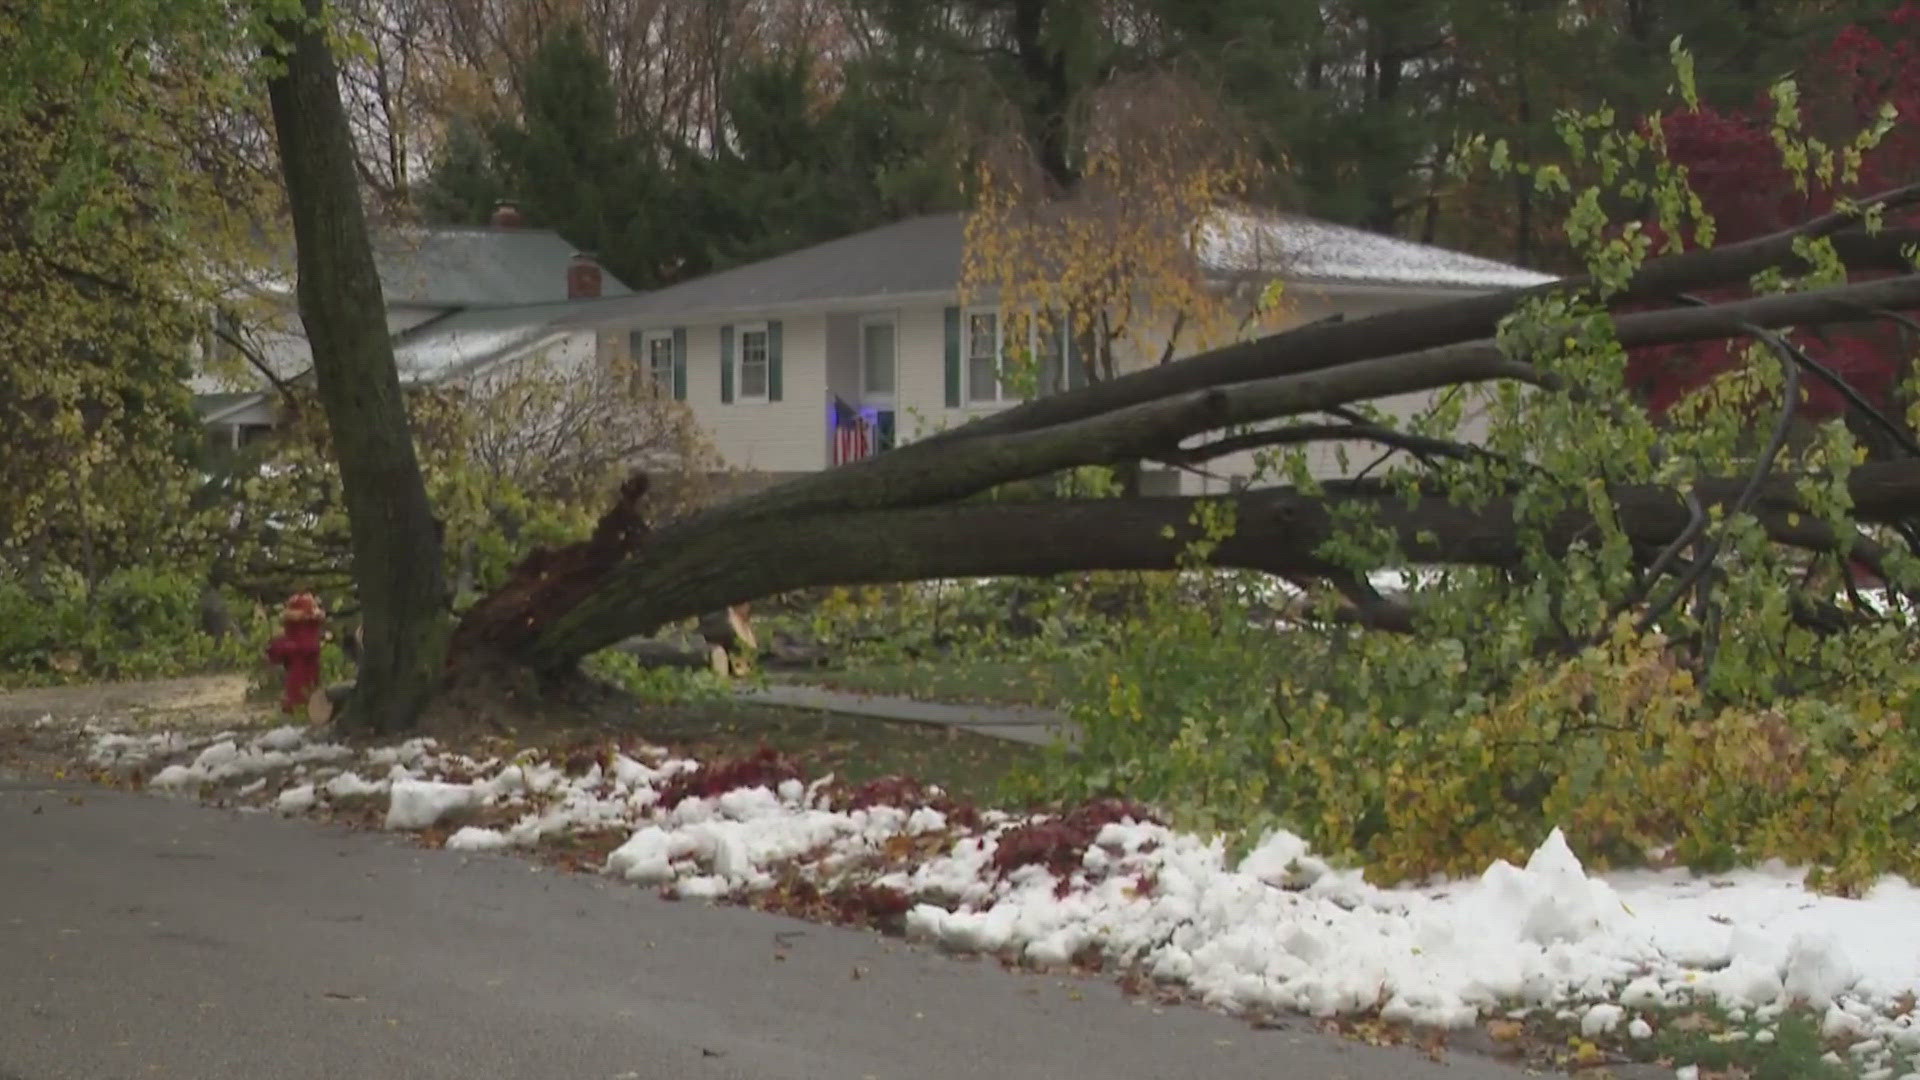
[603, 785, 948, 894]
[384, 779, 481, 830]
[91, 724, 1920, 1077]
[110, 725, 357, 791]
[85, 729, 192, 769]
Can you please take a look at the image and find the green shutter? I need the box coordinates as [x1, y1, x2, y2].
[1066, 327, 1087, 390]
[671, 327, 687, 401]
[767, 320, 783, 402]
[720, 325, 735, 403]
[943, 306, 961, 408]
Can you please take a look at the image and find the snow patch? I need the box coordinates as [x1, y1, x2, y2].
[252, 726, 306, 752]
[323, 771, 387, 799]
[446, 827, 510, 853]
[384, 780, 479, 831]
[275, 784, 316, 814]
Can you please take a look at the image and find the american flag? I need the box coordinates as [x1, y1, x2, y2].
[831, 394, 873, 466]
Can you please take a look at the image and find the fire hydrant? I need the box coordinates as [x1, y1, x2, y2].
[265, 593, 326, 715]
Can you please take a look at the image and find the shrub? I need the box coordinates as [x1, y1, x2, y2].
[1021, 567, 1920, 895]
[0, 565, 264, 684]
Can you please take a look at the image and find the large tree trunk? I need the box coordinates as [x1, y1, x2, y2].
[448, 458, 1920, 671]
[265, 0, 449, 734]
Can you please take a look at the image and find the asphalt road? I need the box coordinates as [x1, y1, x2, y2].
[0, 773, 1543, 1080]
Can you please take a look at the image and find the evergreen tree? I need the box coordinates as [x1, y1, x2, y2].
[693, 47, 964, 269]
[417, 117, 506, 227]
[484, 19, 686, 289]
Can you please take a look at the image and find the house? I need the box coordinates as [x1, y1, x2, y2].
[195, 204, 637, 449]
[558, 208, 1552, 494]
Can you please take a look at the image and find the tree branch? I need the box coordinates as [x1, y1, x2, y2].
[514, 459, 1920, 669]
[925, 198, 1920, 449]
[1638, 324, 1803, 635]
[1157, 421, 1501, 470]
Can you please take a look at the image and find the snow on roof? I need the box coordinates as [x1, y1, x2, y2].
[1197, 208, 1556, 291]
[562, 209, 1550, 329]
[388, 301, 593, 383]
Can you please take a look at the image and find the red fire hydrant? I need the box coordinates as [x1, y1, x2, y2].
[265, 593, 326, 715]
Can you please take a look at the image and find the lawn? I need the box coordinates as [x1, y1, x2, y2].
[769, 658, 1078, 709]
[624, 697, 1040, 806]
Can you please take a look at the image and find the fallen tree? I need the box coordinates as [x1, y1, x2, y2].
[433, 249, 1920, 676]
[248, 5, 1920, 730]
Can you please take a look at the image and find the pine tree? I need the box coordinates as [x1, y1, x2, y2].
[416, 118, 505, 227]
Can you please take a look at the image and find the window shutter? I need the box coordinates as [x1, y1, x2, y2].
[943, 306, 961, 408]
[1038, 316, 1063, 397]
[767, 320, 783, 402]
[1066, 328, 1088, 389]
[671, 327, 687, 401]
[720, 325, 735, 404]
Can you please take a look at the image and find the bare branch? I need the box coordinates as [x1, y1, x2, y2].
[1158, 421, 1500, 470]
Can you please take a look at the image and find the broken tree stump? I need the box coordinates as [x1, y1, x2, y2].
[698, 604, 756, 677]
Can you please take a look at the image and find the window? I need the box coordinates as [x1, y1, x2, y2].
[966, 309, 1066, 403]
[861, 317, 896, 399]
[738, 324, 770, 401]
[966, 310, 1002, 403]
[639, 331, 676, 397]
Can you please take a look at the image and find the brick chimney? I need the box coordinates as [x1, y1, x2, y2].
[567, 252, 603, 299]
[489, 200, 524, 228]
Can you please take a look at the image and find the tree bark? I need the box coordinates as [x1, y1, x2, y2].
[265, 0, 449, 735]
[496, 459, 1920, 669]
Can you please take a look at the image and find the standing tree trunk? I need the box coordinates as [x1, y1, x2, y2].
[264, 0, 449, 734]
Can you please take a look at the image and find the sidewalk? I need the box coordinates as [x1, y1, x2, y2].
[738, 683, 1079, 750]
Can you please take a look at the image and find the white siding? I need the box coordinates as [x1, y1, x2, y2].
[599, 286, 1499, 485]
[673, 316, 830, 474]
[885, 289, 1494, 494]
[894, 303, 954, 443]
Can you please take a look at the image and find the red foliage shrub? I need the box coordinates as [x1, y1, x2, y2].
[1627, 4, 1920, 418]
[821, 774, 984, 831]
[653, 744, 804, 810]
[989, 797, 1161, 885]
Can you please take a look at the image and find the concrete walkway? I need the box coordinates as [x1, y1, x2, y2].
[739, 683, 1079, 750]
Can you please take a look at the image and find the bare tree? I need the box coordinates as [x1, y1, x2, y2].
[335, 0, 446, 213]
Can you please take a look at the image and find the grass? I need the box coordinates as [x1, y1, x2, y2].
[1640, 1005, 1852, 1080]
[1493, 1001, 1859, 1079]
[770, 657, 1077, 709]
[582, 653, 1045, 804]
[624, 697, 1040, 805]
